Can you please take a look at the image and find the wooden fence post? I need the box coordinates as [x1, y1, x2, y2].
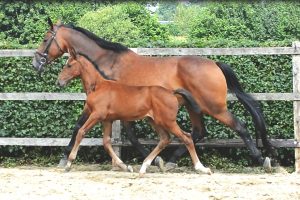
[292, 41, 300, 173]
[112, 120, 122, 158]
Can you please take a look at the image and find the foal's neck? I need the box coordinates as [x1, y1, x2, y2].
[79, 58, 105, 94]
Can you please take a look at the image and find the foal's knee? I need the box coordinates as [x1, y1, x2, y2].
[103, 137, 111, 151]
[76, 129, 86, 141]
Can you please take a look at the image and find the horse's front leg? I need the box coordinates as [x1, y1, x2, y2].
[123, 121, 164, 169]
[103, 121, 133, 172]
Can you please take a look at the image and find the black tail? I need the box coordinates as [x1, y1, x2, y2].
[174, 88, 201, 114]
[216, 62, 277, 160]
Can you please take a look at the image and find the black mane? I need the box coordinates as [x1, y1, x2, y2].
[77, 52, 112, 80]
[63, 24, 128, 53]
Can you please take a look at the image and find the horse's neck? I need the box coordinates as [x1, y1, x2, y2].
[79, 60, 104, 94]
[66, 28, 120, 76]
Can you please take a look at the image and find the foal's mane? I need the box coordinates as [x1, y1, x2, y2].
[77, 53, 111, 80]
[63, 24, 129, 53]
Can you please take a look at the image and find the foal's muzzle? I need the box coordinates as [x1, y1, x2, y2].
[56, 79, 67, 87]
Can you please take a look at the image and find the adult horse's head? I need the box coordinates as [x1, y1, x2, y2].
[32, 18, 66, 73]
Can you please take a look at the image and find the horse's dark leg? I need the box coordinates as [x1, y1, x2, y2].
[123, 121, 164, 168]
[57, 112, 89, 168]
[214, 111, 269, 168]
[123, 121, 149, 158]
[167, 109, 207, 165]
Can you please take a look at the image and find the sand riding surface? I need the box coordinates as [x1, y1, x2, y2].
[0, 165, 299, 200]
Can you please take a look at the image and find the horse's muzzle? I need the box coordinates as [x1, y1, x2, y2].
[32, 53, 46, 74]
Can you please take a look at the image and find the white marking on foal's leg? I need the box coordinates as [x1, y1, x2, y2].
[65, 161, 72, 172]
[139, 160, 152, 175]
[195, 161, 212, 175]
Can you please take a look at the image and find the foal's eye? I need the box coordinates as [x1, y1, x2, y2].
[67, 64, 71, 68]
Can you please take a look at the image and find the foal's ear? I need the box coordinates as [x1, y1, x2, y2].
[47, 17, 53, 30]
[68, 48, 77, 60]
[56, 19, 62, 26]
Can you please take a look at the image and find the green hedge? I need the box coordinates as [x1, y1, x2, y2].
[0, 1, 298, 166]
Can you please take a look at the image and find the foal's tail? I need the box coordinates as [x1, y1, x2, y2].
[215, 62, 277, 160]
[174, 88, 201, 114]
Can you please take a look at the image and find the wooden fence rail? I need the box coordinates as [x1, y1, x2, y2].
[1, 46, 300, 173]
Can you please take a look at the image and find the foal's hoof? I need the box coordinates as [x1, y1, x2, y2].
[138, 172, 146, 178]
[64, 161, 72, 172]
[154, 156, 165, 172]
[263, 157, 272, 173]
[64, 166, 71, 172]
[127, 165, 134, 173]
[195, 162, 212, 175]
[196, 167, 212, 175]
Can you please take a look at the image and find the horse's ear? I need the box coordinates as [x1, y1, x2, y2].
[68, 48, 77, 59]
[47, 17, 53, 30]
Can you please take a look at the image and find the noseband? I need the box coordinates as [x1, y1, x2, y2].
[35, 26, 64, 67]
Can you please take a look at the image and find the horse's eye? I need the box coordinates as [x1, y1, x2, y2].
[67, 64, 71, 68]
[43, 39, 48, 43]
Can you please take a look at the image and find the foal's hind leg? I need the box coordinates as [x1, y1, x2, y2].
[167, 109, 207, 167]
[123, 121, 164, 169]
[139, 121, 171, 176]
[166, 121, 211, 174]
[65, 113, 99, 171]
[102, 121, 133, 172]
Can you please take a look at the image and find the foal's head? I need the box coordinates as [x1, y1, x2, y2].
[57, 51, 81, 87]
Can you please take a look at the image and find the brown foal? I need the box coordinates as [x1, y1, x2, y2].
[57, 50, 211, 175]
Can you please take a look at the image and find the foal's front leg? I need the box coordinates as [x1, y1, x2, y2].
[65, 113, 99, 171]
[102, 121, 133, 172]
[58, 111, 89, 168]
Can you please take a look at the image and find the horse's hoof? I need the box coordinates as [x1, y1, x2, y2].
[263, 157, 272, 173]
[274, 166, 289, 174]
[127, 165, 134, 173]
[165, 162, 177, 171]
[154, 156, 165, 172]
[57, 158, 68, 168]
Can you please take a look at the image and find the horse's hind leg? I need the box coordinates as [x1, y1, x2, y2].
[103, 121, 133, 172]
[65, 113, 99, 171]
[167, 109, 207, 166]
[139, 121, 171, 176]
[123, 121, 149, 158]
[166, 121, 211, 174]
[213, 110, 269, 167]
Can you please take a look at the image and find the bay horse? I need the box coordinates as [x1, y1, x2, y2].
[32, 19, 277, 170]
[57, 50, 212, 175]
